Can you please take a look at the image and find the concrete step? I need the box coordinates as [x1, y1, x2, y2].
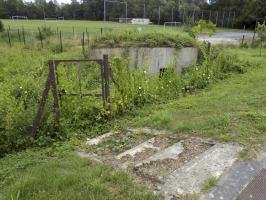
[86, 132, 114, 145]
[158, 143, 242, 199]
[116, 137, 174, 169]
[133, 138, 214, 182]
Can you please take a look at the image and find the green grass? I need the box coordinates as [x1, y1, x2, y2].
[113, 48, 266, 146]
[201, 177, 219, 193]
[2, 20, 182, 35]
[1, 48, 266, 199]
[0, 144, 159, 200]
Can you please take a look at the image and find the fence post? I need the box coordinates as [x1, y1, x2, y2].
[59, 31, 63, 52]
[207, 42, 211, 76]
[241, 35, 245, 47]
[22, 27, 26, 45]
[82, 32, 85, 54]
[7, 29, 11, 47]
[18, 29, 21, 42]
[49, 61, 60, 125]
[101, 28, 103, 36]
[103, 54, 110, 109]
[38, 27, 43, 48]
[72, 26, 75, 37]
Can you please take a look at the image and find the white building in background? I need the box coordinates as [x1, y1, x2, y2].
[131, 18, 152, 25]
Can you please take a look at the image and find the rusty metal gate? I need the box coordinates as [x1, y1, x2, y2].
[31, 54, 110, 137]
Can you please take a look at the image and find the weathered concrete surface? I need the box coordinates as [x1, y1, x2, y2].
[135, 142, 184, 167]
[159, 143, 242, 199]
[201, 152, 266, 200]
[89, 47, 198, 75]
[198, 31, 254, 45]
[86, 132, 113, 145]
[116, 138, 160, 160]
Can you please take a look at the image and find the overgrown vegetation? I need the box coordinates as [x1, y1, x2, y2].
[92, 31, 195, 48]
[0, 34, 252, 157]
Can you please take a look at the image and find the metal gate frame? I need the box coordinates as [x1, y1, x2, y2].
[31, 55, 110, 138]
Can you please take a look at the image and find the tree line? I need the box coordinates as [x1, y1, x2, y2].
[0, 0, 265, 28]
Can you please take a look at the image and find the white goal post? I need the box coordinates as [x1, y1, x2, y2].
[11, 16, 28, 20]
[164, 22, 182, 29]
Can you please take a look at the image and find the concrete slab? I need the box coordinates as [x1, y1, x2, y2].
[159, 143, 242, 199]
[201, 152, 266, 200]
[116, 138, 160, 160]
[86, 132, 113, 145]
[135, 142, 184, 167]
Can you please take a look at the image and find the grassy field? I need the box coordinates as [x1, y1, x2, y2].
[2, 19, 181, 35]
[0, 48, 266, 200]
[0, 19, 265, 200]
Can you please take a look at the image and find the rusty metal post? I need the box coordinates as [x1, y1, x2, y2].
[100, 60, 106, 109]
[49, 61, 60, 125]
[32, 68, 52, 138]
[103, 54, 110, 106]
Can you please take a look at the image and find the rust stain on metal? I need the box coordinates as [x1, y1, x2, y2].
[236, 168, 266, 200]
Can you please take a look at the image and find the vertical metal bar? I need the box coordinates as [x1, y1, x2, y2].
[18, 29, 21, 42]
[192, 8, 195, 24]
[59, 31, 63, 52]
[72, 26, 75, 37]
[143, 4, 146, 18]
[216, 11, 219, 26]
[100, 60, 106, 109]
[171, 8, 174, 22]
[49, 61, 60, 125]
[7, 30, 11, 47]
[82, 32, 85, 53]
[158, 6, 161, 25]
[103, 54, 110, 107]
[126, 2, 128, 24]
[38, 27, 43, 48]
[241, 35, 245, 47]
[104, 0, 106, 22]
[22, 27, 26, 45]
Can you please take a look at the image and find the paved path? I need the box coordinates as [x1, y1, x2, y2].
[201, 152, 266, 200]
[199, 31, 255, 45]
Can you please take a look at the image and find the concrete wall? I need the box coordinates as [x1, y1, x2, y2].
[89, 47, 198, 75]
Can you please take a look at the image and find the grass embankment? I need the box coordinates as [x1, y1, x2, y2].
[1, 48, 266, 200]
[126, 48, 266, 146]
[0, 145, 158, 200]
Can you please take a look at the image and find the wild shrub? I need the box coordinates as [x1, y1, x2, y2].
[187, 20, 217, 39]
[0, 20, 4, 32]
